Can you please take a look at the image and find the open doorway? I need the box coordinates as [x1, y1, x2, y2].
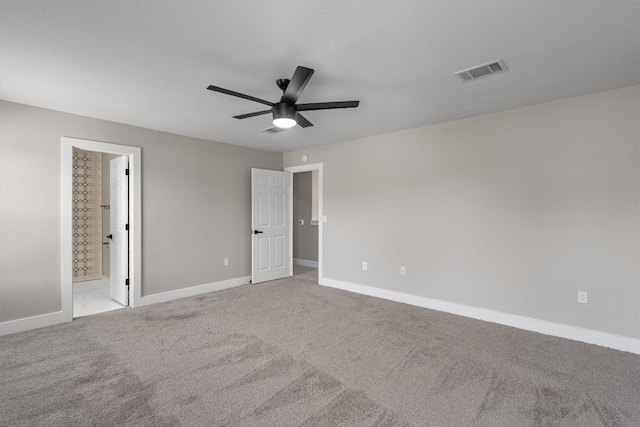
[71, 149, 126, 317]
[292, 171, 318, 282]
[62, 137, 141, 323]
[285, 163, 323, 284]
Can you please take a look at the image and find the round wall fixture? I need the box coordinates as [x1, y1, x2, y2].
[302, 155, 308, 162]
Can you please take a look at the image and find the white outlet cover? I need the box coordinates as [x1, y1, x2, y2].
[362, 262, 367, 271]
[578, 291, 588, 303]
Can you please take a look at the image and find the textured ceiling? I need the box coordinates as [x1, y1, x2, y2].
[1, 1, 638, 153]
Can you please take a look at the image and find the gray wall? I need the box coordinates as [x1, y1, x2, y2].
[284, 85, 640, 339]
[0, 100, 282, 322]
[293, 171, 318, 262]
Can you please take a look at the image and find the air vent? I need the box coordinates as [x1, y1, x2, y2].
[260, 126, 288, 135]
[453, 59, 508, 83]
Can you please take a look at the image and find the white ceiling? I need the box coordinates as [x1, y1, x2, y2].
[1, 1, 638, 153]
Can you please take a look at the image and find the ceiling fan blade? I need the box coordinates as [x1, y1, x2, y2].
[281, 66, 314, 104]
[207, 85, 274, 107]
[233, 109, 272, 120]
[296, 113, 313, 128]
[296, 100, 359, 111]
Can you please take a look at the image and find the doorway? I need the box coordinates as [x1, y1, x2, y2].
[61, 137, 141, 323]
[285, 163, 323, 284]
[292, 171, 319, 283]
[71, 149, 126, 317]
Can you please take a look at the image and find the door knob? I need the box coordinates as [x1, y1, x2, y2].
[107, 234, 113, 239]
[253, 230, 264, 234]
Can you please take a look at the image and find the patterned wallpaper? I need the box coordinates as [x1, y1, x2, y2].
[72, 149, 103, 282]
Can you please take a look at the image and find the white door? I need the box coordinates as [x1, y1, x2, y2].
[109, 156, 129, 305]
[252, 168, 292, 284]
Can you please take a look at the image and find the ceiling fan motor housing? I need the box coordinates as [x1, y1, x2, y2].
[272, 102, 297, 121]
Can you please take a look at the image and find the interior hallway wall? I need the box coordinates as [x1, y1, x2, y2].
[284, 85, 640, 339]
[0, 100, 282, 322]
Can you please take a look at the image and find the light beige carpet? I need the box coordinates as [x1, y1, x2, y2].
[1, 273, 639, 426]
[293, 264, 318, 283]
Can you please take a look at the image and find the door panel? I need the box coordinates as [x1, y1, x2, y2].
[274, 193, 286, 225]
[274, 235, 285, 268]
[258, 237, 270, 271]
[109, 156, 129, 305]
[252, 168, 291, 284]
[274, 175, 287, 189]
[258, 193, 270, 226]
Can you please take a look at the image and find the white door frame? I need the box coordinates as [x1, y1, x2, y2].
[284, 163, 323, 282]
[61, 137, 142, 321]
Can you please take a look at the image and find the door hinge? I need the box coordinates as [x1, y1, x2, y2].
[125, 224, 129, 231]
[125, 278, 130, 287]
[125, 168, 129, 176]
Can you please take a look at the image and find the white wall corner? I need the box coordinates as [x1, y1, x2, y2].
[318, 277, 640, 355]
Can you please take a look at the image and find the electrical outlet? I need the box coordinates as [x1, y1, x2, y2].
[400, 266, 406, 275]
[578, 291, 588, 304]
[362, 261, 367, 271]
[224, 258, 230, 267]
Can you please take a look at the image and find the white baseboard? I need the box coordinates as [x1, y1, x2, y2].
[2, 276, 251, 336]
[319, 277, 640, 355]
[293, 258, 319, 268]
[139, 276, 250, 307]
[0, 310, 71, 337]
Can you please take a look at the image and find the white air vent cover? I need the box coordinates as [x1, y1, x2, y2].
[453, 59, 508, 83]
[261, 126, 288, 135]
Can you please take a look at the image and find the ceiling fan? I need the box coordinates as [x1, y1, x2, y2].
[207, 66, 359, 129]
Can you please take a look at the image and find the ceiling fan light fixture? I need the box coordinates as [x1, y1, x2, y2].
[272, 103, 297, 128]
[273, 117, 297, 129]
